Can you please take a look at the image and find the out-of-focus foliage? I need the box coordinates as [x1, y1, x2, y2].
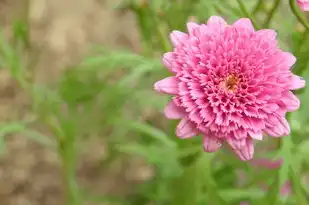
[1, 0, 309, 205]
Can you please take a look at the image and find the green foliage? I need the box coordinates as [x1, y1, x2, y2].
[1, 0, 309, 205]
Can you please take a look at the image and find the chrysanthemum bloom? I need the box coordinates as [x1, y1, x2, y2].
[154, 16, 305, 160]
[297, 0, 309, 11]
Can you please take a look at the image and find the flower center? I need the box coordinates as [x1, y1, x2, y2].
[220, 74, 239, 92]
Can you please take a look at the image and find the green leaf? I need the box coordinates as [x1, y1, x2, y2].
[0, 122, 26, 136]
[197, 154, 228, 205]
[170, 164, 198, 205]
[130, 121, 176, 147]
[0, 122, 54, 147]
[290, 164, 309, 205]
[263, 171, 280, 205]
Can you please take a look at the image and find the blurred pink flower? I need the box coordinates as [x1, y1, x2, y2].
[251, 158, 283, 169]
[154, 16, 305, 161]
[297, 0, 309, 11]
[252, 158, 292, 196]
[239, 203, 249, 205]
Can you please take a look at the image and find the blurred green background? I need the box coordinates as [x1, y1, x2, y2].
[0, 0, 309, 205]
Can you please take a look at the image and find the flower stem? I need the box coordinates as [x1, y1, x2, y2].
[236, 0, 260, 29]
[252, 0, 264, 15]
[59, 139, 82, 205]
[57, 114, 82, 205]
[289, 0, 309, 31]
[263, 0, 281, 28]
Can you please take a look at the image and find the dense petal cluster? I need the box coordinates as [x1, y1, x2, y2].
[154, 16, 305, 160]
[297, 0, 309, 11]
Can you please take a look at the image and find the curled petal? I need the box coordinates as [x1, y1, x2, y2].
[164, 100, 186, 119]
[176, 117, 197, 138]
[154, 77, 178, 94]
[170, 31, 188, 47]
[232, 18, 254, 31]
[228, 138, 254, 161]
[203, 135, 222, 152]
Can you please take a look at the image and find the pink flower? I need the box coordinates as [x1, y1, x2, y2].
[297, 0, 309, 11]
[154, 16, 305, 161]
[252, 158, 292, 196]
[251, 158, 283, 169]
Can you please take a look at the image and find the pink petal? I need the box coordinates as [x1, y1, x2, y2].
[297, 0, 309, 11]
[282, 52, 296, 68]
[233, 18, 255, 31]
[170, 31, 188, 47]
[187, 22, 199, 35]
[248, 130, 263, 140]
[154, 77, 178, 94]
[176, 117, 197, 138]
[281, 91, 300, 112]
[164, 100, 186, 119]
[207, 16, 227, 25]
[162, 52, 175, 73]
[262, 103, 279, 113]
[256, 29, 277, 40]
[290, 74, 305, 90]
[203, 135, 222, 152]
[264, 115, 290, 137]
[228, 138, 254, 161]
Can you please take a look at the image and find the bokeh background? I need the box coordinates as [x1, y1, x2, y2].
[0, 0, 309, 205]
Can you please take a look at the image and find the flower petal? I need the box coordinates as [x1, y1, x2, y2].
[207, 16, 227, 26]
[187, 22, 199, 35]
[154, 76, 178, 94]
[290, 74, 305, 90]
[203, 135, 222, 152]
[256, 29, 277, 40]
[233, 18, 254, 31]
[176, 117, 197, 138]
[297, 0, 309, 11]
[283, 52, 296, 68]
[228, 138, 254, 161]
[164, 100, 186, 119]
[170, 31, 188, 47]
[162, 52, 176, 73]
[264, 115, 290, 137]
[281, 91, 300, 112]
[248, 130, 263, 140]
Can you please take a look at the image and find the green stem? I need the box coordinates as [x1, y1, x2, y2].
[289, 0, 309, 31]
[296, 30, 309, 56]
[236, 0, 260, 29]
[58, 116, 82, 205]
[60, 142, 81, 205]
[252, 0, 264, 15]
[263, 0, 281, 28]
